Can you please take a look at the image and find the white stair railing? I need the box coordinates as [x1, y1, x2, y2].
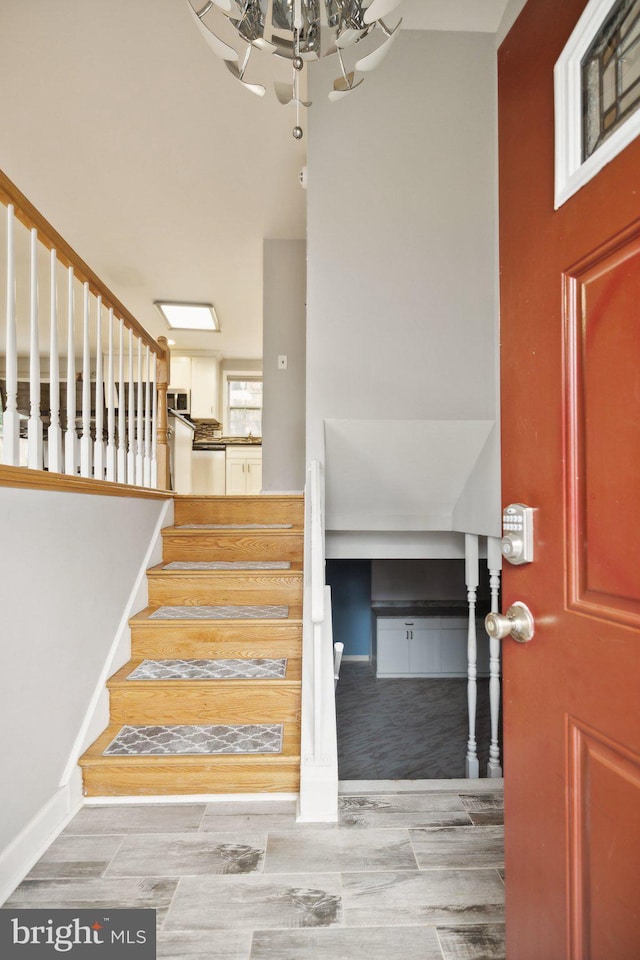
[0, 169, 170, 488]
[465, 533, 480, 778]
[27, 228, 43, 470]
[3, 205, 19, 465]
[298, 456, 339, 823]
[486, 535, 503, 777]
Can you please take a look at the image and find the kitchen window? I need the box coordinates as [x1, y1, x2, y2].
[227, 377, 263, 436]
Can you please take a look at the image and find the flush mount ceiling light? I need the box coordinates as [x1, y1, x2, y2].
[155, 301, 220, 331]
[187, 0, 403, 140]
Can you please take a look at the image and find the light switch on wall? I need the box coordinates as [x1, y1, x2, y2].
[278, 355, 288, 370]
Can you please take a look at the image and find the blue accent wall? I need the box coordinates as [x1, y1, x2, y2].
[326, 560, 372, 658]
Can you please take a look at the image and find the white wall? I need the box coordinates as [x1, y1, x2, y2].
[306, 30, 500, 538]
[262, 239, 306, 492]
[0, 487, 166, 892]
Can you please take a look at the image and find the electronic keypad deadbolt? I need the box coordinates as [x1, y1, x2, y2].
[501, 503, 535, 565]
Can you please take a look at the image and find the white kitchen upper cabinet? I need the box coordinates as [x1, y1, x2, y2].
[190, 357, 220, 419]
[168, 356, 191, 391]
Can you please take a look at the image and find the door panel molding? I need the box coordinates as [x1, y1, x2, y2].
[564, 217, 640, 628]
[567, 716, 640, 959]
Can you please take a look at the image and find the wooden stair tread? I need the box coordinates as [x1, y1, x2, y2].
[173, 495, 303, 530]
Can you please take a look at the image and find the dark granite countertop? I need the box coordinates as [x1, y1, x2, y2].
[192, 438, 262, 451]
[372, 602, 470, 618]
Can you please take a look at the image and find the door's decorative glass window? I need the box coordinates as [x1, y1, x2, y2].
[582, 0, 640, 159]
[228, 378, 263, 437]
[555, 0, 640, 207]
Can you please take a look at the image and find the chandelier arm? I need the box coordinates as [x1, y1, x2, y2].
[378, 17, 402, 39]
[336, 47, 350, 86]
[363, 0, 403, 26]
[262, 0, 274, 43]
[238, 44, 252, 81]
[195, 2, 215, 18]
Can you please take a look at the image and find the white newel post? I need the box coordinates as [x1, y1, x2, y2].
[151, 353, 158, 488]
[144, 344, 151, 487]
[64, 267, 77, 476]
[117, 318, 127, 482]
[136, 337, 144, 485]
[27, 228, 43, 470]
[48, 249, 63, 473]
[465, 533, 480, 778]
[80, 282, 92, 477]
[127, 328, 136, 482]
[93, 296, 104, 480]
[487, 535, 503, 778]
[106, 308, 116, 481]
[3, 205, 20, 465]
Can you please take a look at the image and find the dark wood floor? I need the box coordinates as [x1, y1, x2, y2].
[336, 662, 496, 779]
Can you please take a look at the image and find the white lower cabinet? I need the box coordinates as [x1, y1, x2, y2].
[375, 616, 489, 678]
[192, 450, 226, 495]
[225, 446, 262, 495]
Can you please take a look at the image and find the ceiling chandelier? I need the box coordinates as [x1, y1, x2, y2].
[187, 0, 403, 139]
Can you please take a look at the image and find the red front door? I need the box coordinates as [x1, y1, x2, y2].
[499, 1, 640, 957]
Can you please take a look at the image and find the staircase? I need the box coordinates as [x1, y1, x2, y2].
[80, 495, 304, 797]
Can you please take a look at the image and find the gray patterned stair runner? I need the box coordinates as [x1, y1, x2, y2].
[149, 604, 289, 620]
[163, 561, 291, 570]
[104, 724, 283, 756]
[178, 523, 293, 529]
[127, 658, 288, 681]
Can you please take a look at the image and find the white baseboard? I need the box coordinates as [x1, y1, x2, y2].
[84, 792, 299, 805]
[0, 768, 83, 906]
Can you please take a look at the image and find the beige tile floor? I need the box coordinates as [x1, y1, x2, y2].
[4, 780, 505, 960]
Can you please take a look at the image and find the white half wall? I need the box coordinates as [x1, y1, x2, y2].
[262, 239, 306, 492]
[0, 486, 167, 899]
[306, 29, 500, 538]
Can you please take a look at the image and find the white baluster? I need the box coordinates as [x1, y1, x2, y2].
[3, 205, 20, 465]
[151, 353, 158, 488]
[47, 249, 62, 473]
[80, 282, 92, 477]
[136, 336, 144, 485]
[487, 536, 503, 778]
[117, 318, 127, 482]
[27, 228, 43, 469]
[465, 533, 480, 778]
[64, 267, 77, 475]
[127, 328, 136, 481]
[93, 296, 104, 480]
[143, 344, 151, 487]
[105, 308, 116, 481]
